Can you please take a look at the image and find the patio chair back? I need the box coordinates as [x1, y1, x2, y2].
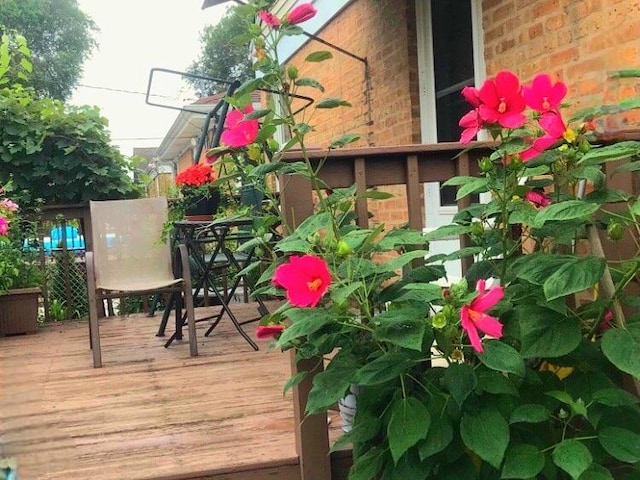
[90, 197, 175, 291]
[86, 197, 197, 367]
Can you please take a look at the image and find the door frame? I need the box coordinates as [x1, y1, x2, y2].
[415, 0, 487, 143]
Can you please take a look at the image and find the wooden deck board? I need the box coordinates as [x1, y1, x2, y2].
[0, 302, 312, 480]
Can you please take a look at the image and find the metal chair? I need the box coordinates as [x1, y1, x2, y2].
[86, 197, 197, 367]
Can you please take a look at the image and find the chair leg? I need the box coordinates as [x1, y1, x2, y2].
[86, 251, 103, 368]
[179, 244, 198, 357]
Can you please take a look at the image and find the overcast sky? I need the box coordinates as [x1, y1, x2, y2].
[70, 0, 230, 156]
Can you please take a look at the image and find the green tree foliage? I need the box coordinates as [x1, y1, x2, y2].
[0, 0, 97, 100]
[0, 33, 140, 208]
[187, 6, 253, 96]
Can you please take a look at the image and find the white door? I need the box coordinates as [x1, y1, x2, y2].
[417, 0, 485, 282]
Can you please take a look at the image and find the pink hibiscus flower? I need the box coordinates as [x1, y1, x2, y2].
[460, 279, 504, 353]
[459, 108, 483, 144]
[220, 106, 260, 148]
[462, 85, 481, 107]
[0, 216, 8, 235]
[273, 254, 331, 308]
[520, 111, 568, 161]
[523, 73, 567, 114]
[259, 10, 281, 28]
[525, 190, 551, 208]
[478, 71, 526, 129]
[256, 324, 285, 339]
[286, 3, 317, 25]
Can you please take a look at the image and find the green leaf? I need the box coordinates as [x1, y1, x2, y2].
[509, 403, 550, 424]
[592, 388, 639, 407]
[331, 416, 380, 452]
[518, 306, 582, 358]
[478, 340, 526, 377]
[316, 98, 352, 109]
[294, 77, 325, 92]
[305, 50, 333, 62]
[535, 200, 600, 226]
[578, 463, 614, 480]
[349, 446, 385, 480]
[442, 175, 478, 186]
[283, 371, 308, 395]
[501, 444, 545, 479]
[388, 397, 431, 463]
[543, 256, 605, 301]
[601, 324, 640, 378]
[510, 253, 575, 286]
[354, 351, 413, 386]
[461, 407, 510, 469]
[456, 177, 489, 200]
[418, 417, 453, 459]
[552, 440, 593, 479]
[598, 427, 640, 462]
[331, 281, 364, 306]
[443, 363, 477, 406]
[423, 224, 472, 241]
[578, 141, 640, 165]
[329, 133, 362, 149]
[373, 309, 427, 351]
[277, 308, 334, 346]
[305, 354, 355, 414]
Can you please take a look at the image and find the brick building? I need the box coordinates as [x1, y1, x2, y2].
[260, 0, 640, 231]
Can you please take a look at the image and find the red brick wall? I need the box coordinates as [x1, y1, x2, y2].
[286, 0, 419, 149]
[483, 0, 640, 132]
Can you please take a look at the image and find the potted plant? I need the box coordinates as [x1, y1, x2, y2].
[175, 162, 221, 219]
[0, 186, 43, 335]
[228, 4, 640, 478]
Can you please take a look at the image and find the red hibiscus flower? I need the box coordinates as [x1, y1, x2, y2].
[459, 108, 483, 144]
[520, 111, 568, 161]
[478, 71, 526, 129]
[286, 3, 317, 25]
[256, 324, 285, 339]
[0, 216, 8, 235]
[523, 73, 567, 114]
[273, 254, 331, 307]
[460, 279, 504, 353]
[525, 190, 551, 208]
[259, 10, 281, 28]
[221, 105, 260, 148]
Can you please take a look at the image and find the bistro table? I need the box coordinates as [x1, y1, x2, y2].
[157, 216, 269, 351]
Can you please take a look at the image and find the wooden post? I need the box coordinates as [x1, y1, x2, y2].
[354, 157, 369, 228]
[291, 352, 331, 480]
[456, 152, 473, 275]
[280, 172, 331, 480]
[406, 155, 422, 231]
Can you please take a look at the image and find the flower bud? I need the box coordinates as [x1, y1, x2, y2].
[432, 312, 447, 329]
[478, 156, 493, 173]
[471, 221, 484, 237]
[578, 140, 591, 153]
[267, 139, 280, 153]
[336, 240, 352, 257]
[287, 65, 299, 80]
[607, 221, 625, 241]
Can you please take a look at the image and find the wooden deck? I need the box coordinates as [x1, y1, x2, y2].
[0, 302, 345, 480]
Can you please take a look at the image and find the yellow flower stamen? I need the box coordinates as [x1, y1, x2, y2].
[498, 98, 507, 113]
[307, 278, 323, 292]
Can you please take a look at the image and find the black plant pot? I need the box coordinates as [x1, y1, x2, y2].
[184, 190, 221, 217]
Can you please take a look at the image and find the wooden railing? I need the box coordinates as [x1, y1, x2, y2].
[279, 141, 493, 480]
